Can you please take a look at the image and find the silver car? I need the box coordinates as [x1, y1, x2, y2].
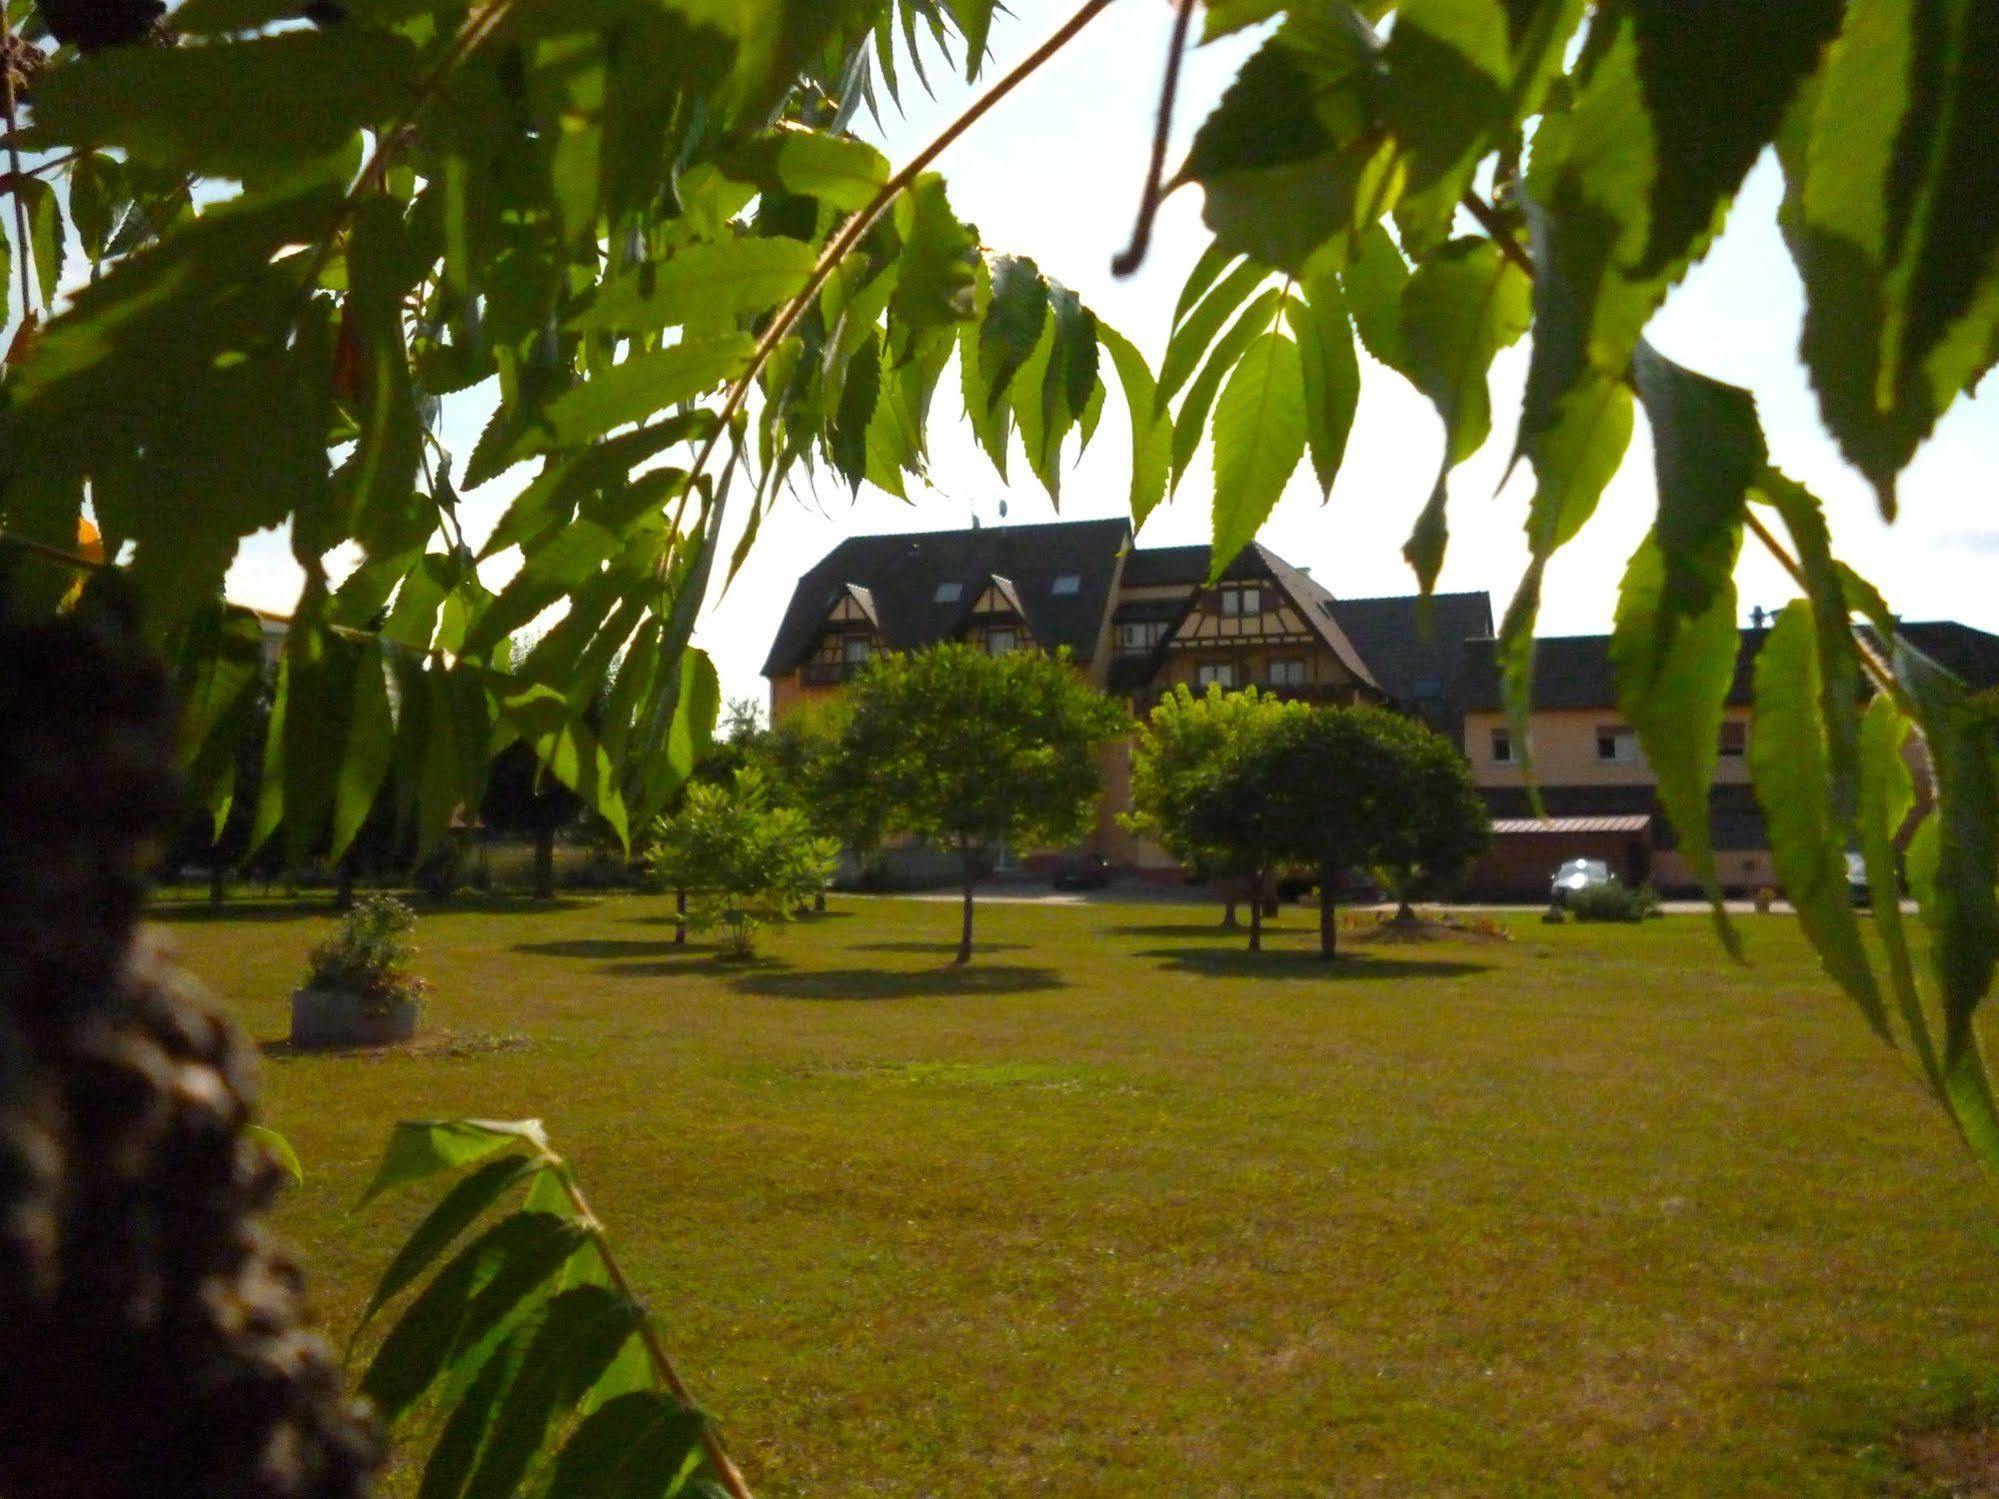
[1550, 858, 1614, 905]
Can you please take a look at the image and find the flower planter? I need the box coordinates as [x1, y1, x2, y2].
[289, 987, 420, 1049]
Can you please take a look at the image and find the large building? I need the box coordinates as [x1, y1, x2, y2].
[763, 518, 1999, 896]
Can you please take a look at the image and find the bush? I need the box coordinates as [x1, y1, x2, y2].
[303, 895, 430, 1016]
[1566, 882, 1661, 923]
[645, 770, 839, 959]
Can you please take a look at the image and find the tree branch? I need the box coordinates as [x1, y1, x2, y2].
[666, 0, 1121, 566]
[1111, 0, 1195, 277]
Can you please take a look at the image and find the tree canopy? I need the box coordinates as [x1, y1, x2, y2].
[819, 643, 1128, 961]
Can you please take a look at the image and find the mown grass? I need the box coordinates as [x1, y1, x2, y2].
[158, 893, 1999, 1496]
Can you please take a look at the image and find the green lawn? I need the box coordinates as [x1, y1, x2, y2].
[159, 893, 1999, 1496]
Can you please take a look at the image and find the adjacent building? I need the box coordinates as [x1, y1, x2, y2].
[763, 517, 1999, 897]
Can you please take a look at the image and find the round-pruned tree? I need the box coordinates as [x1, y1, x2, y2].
[1123, 682, 1306, 936]
[819, 643, 1129, 964]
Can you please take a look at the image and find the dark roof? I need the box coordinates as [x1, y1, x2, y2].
[761, 518, 1130, 676]
[1458, 617, 1999, 713]
[1329, 591, 1493, 709]
[1116, 544, 1273, 588]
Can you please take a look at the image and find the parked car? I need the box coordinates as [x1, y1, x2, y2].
[1050, 853, 1112, 891]
[1550, 858, 1615, 906]
[1846, 849, 1870, 908]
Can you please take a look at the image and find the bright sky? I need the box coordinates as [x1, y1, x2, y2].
[224, 2, 1999, 710]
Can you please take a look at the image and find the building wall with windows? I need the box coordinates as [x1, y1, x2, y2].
[1461, 706, 1755, 789]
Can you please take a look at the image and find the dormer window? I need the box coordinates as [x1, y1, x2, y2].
[933, 581, 963, 604]
[1051, 573, 1081, 596]
[1220, 584, 1261, 617]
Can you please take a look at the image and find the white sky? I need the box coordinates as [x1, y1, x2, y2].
[224, 2, 1999, 709]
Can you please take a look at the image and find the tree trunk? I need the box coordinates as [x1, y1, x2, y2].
[208, 855, 226, 910]
[1220, 897, 1239, 930]
[955, 839, 976, 965]
[1318, 862, 1338, 960]
[1248, 870, 1264, 953]
[1396, 898, 1416, 924]
[532, 824, 557, 901]
[334, 856, 355, 912]
[814, 889, 827, 913]
[674, 887, 688, 945]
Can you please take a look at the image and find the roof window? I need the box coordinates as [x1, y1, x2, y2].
[1051, 572, 1081, 596]
[933, 581, 963, 604]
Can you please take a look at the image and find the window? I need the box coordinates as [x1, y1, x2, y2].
[1196, 662, 1236, 689]
[1719, 720, 1747, 757]
[933, 581, 963, 604]
[1491, 728, 1514, 764]
[1051, 573, 1081, 596]
[1220, 584, 1262, 617]
[986, 628, 1017, 656]
[842, 635, 871, 664]
[1116, 620, 1164, 653]
[1267, 659, 1306, 687]
[1596, 725, 1639, 764]
[1413, 676, 1443, 700]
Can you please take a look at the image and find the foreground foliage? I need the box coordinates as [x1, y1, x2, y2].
[354, 1118, 749, 1497]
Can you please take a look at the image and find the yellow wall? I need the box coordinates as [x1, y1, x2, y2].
[1461, 706, 1754, 788]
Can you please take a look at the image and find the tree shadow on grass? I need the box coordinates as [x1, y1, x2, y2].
[625, 908, 856, 927]
[513, 937, 697, 960]
[606, 954, 791, 979]
[1104, 920, 1267, 940]
[847, 940, 1029, 955]
[1136, 947, 1491, 982]
[729, 964, 1066, 1002]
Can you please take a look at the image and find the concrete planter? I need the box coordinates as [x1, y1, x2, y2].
[289, 987, 420, 1049]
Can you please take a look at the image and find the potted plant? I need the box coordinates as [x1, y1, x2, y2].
[289, 895, 429, 1047]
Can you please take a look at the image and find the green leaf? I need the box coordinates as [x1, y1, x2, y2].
[496, 682, 631, 848]
[1899, 642, 1999, 1067]
[358, 1154, 546, 1337]
[1178, 11, 1403, 274]
[1400, 236, 1532, 469]
[248, 656, 289, 856]
[459, 1286, 642, 1499]
[18, 175, 66, 309]
[545, 1392, 708, 1498]
[361, 1119, 550, 1205]
[501, 337, 751, 474]
[1342, 222, 1411, 372]
[1098, 325, 1171, 530]
[1756, 469, 1862, 831]
[1209, 331, 1306, 579]
[1750, 602, 1889, 1039]
[1285, 269, 1359, 496]
[1609, 531, 1742, 953]
[1157, 257, 1269, 408]
[976, 255, 1049, 413]
[1630, 342, 1763, 618]
[27, 29, 419, 176]
[1170, 286, 1285, 486]
[245, 1124, 303, 1187]
[1786, 0, 1999, 508]
[889, 173, 977, 331]
[361, 1210, 589, 1428]
[330, 644, 395, 863]
[1857, 694, 1947, 1097]
[718, 125, 889, 213]
[572, 238, 817, 335]
[1380, 0, 1584, 256]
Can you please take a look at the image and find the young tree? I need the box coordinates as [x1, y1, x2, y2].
[1250, 706, 1489, 961]
[644, 769, 838, 960]
[821, 644, 1129, 964]
[1124, 684, 1304, 932]
[1371, 724, 1491, 924]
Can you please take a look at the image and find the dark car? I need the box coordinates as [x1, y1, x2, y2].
[1050, 854, 1112, 891]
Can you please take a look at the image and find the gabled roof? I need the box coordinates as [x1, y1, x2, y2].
[1251, 547, 1381, 690]
[985, 574, 1031, 624]
[841, 582, 879, 627]
[762, 518, 1130, 676]
[1329, 591, 1494, 708]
